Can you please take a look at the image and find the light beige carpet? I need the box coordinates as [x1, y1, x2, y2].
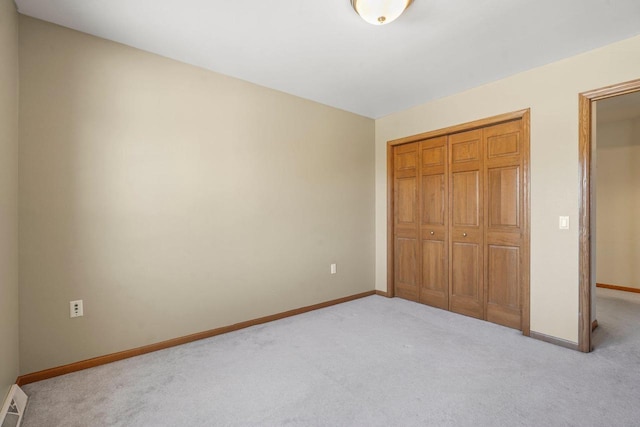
[21, 288, 640, 426]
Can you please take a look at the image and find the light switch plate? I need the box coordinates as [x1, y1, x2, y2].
[559, 216, 570, 230]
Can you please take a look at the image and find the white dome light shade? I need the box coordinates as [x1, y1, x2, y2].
[351, 0, 414, 25]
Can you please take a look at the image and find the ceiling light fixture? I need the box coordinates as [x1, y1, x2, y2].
[351, 0, 414, 25]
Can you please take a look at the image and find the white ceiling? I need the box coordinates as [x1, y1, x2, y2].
[15, 0, 640, 118]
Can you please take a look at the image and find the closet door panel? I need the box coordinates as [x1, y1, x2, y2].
[449, 130, 484, 319]
[484, 120, 524, 330]
[422, 174, 445, 225]
[487, 166, 520, 229]
[419, 137, 448, 309]
[487, 130, 520, 159]
[395, 237, 419, 301]
[450, 241, 483, 318]
[421, 240, 447, 308]
[397, 178, 417, 224]
[486, 244, 521, 329]
[452, 171, 480, 226]
[394, 143, 420, 301]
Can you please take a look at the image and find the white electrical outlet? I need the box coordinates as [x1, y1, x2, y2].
[330, 263, 337, 275]
[70, 300, 83, 318]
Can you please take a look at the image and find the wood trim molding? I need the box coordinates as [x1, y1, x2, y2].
[578, 78, 640, 354]
[579, 79, 640, 102]
[16, 290, 376, 387]
[521, 109, 531, 337]
[375, 290, 391, 297]
[388, 109, 529, 147]
[592, 319, 599, 332]
[578, 92, 592, 353]
[530, 331, 580, 351]
[386, 143, 395, 297]
[596, 283, 640, 294]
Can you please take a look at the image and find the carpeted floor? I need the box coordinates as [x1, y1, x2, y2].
[21, 288, 640, 426]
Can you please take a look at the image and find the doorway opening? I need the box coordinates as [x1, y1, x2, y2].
[578, 79, 640, 352]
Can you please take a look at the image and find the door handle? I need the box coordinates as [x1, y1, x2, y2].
[463, 232, 467, 237]
[430, 231, 435, 235]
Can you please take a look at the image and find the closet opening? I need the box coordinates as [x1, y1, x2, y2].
[386, 110, 530, 334]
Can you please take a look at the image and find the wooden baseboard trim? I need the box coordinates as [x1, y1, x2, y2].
[375, 290, 391, 297]
[596, 283, 640, 294]
[530, 331, 580, 351]
[592, 319, 599, 331]
[16, 290, 376, 387]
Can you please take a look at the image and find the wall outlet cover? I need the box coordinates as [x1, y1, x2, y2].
[70, 300, 84, 318]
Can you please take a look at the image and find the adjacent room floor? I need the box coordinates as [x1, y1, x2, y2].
[21, 288, 640, 426]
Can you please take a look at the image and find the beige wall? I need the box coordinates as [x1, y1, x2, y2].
[18, 17, 375, 374]
[376, 35, 640, 343]
[0, 0, 20, 400]
[596, 117, 640, 289]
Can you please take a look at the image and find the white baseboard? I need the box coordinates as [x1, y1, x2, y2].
[0, 385, 28, 427]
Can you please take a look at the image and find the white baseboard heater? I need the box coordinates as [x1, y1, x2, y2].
[0, 385, 28, 427]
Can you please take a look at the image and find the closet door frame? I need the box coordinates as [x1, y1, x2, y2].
[386, 109, 530, 336]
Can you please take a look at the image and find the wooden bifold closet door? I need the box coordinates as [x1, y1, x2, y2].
[391, 112, 529, 332]
[419, 136, 448, 310]
[449, 129, 484, 320]
[483, 120, 526, 329]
